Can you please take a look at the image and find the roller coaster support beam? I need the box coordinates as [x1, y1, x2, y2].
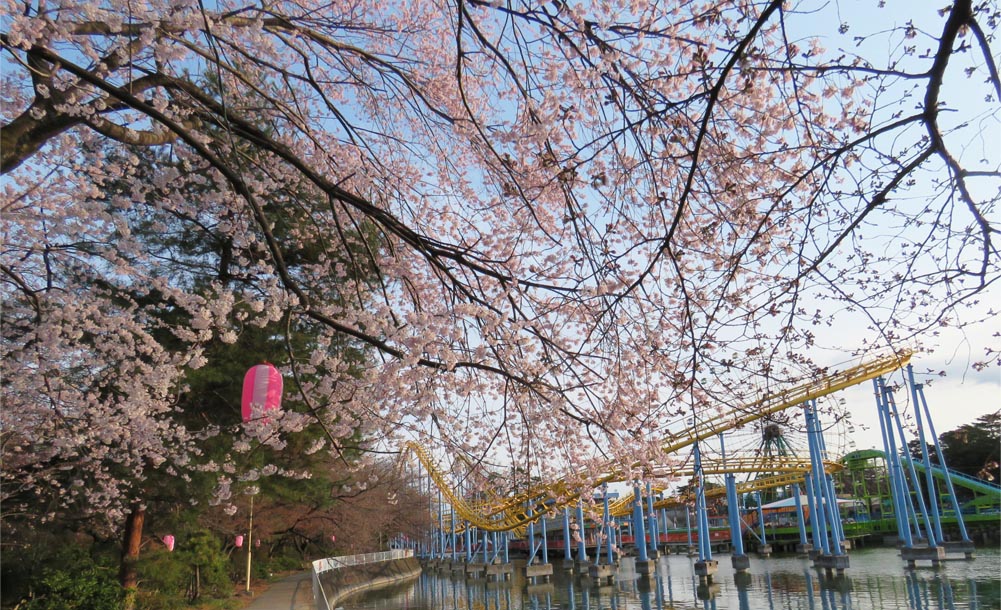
[813, 400, 845, 556]
[692, 441, 719, 583]
[632, 480, 649, 563]
[659, 505, 669, 551]
[721, 432, 749, 572]
[914, 378, 972, 548]
[888, 382, 937, 547]
[685, 504, 695, 556]
[755, 491, 771, 557]
[806, 400, 850, 575]
[804, 476, 821, 555]
[437, 486, 445, 561]
[646, 483, 660, 559]
[876, 378, 917, 547]
[807, 401, 843, 559]
[596, 484, 613, 565]
[541, 510, 550, 565]
[805, 404, 831, 556]
[464, 523, 473, 563]
[575, 501, 588, 564]
[793, 484, 811, 554]
[908, 365, 945, 545]
[561, 507, 573, 564]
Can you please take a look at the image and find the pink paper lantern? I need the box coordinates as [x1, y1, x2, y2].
[330, 535, 336, 543]
[162, 535, 175, 552]
[255, 539, 261, 548]
[235, 535, 244, 548]
[242, 363, 283, 422]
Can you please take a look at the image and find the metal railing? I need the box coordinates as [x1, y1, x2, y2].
[312, 548, 413, 575]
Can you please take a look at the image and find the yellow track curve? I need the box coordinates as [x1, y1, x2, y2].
[402, 351, 910, 532]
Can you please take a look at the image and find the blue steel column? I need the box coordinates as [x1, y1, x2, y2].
[886, 381, 936, 546]
[726, 474, 745, 556]
[541, 511, 550, 564]
[438, 486, 445, 560]
[875, 378, 910, 545]
[877, 378, 915, 548]
[808, 401, 844, 555]
[804, 405, 830, 554]
[527, 508, 537, 565]
[632, 480, 649, 562]
[685, 504, 694, 552]
[755, 491, 767, 546]
[576, 501, 589, 562]
[916, 384, 971, 543]
[793, 484, 809, 549]
[646, 482, 659, 557]
[464, 524, 473, 562]
[804, 474, 822, 551]
[693, 442, 713, 561]
[563, 507, 573, 561]
[602, 485, 614, 564]
[804, 403, 832, 555]
[814, 419, 847, 546]
[907, 365, 945, 544]
[722, 431, 745, 558]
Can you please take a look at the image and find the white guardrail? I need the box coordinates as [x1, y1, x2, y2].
[312, 548, 413, 575]
[311, 549, 414, 610]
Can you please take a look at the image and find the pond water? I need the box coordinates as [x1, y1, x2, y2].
[337, 547, 1000, 610]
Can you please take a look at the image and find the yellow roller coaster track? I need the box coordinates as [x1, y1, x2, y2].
[402, 350, 910, 533]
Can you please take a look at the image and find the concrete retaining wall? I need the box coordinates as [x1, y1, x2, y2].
[315, 557, 422, 609]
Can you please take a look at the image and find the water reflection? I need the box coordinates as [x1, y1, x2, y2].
[339, 548, 999, 610]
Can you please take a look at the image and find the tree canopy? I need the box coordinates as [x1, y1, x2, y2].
[2, 0, 998, 522]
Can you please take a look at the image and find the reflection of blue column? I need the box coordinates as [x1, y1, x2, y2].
[794, 484, 808, 547]
[736, 576, 751, 610]
[803, 569, 817, 610]
[634, 480, 649, 561]
[765, 572, 775, 610]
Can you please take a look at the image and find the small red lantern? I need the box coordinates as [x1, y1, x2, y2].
[235, 535, 244, 548]
[330, 535, 336, 543]
[162, 535, 175, 552]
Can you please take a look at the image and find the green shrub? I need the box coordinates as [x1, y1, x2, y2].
[17, 561, 122, 610]
[136, 529, 232, 609]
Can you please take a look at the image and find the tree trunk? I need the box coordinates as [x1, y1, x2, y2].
[119, 503, 145, 610]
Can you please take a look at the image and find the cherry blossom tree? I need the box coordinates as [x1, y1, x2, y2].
[2, 0, 998, 532]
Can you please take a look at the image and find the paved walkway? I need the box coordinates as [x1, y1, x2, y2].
[244, 572, 315, 610]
